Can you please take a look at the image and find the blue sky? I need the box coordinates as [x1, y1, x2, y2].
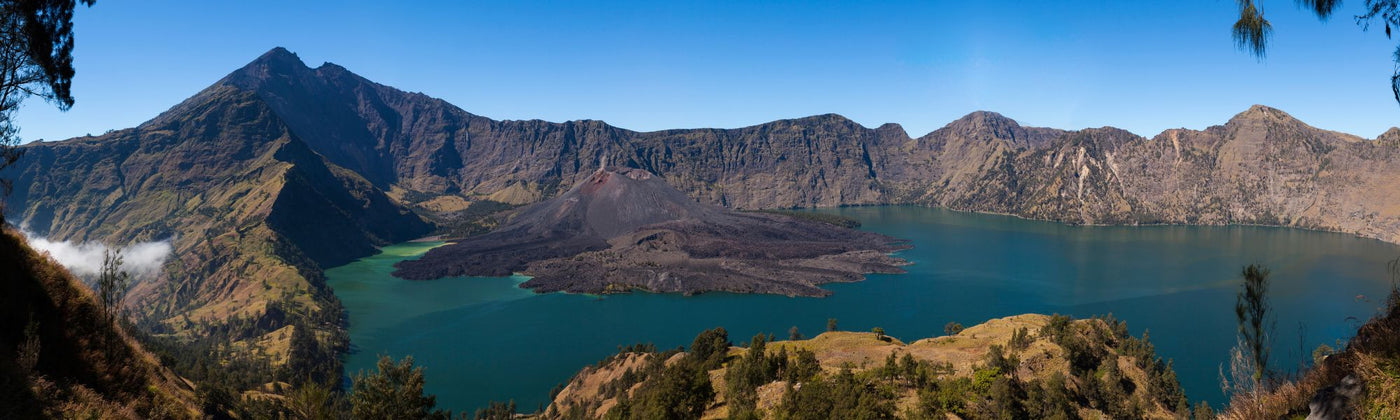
[14, 0, 1400, 142]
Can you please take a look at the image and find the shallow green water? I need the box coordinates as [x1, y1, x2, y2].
[327, 206, 1400, 414]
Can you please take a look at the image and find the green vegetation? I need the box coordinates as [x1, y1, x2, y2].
[474, 400, 516, 420]
[944, 322, 964, 335]
[748, 209, 862, 229]
[689, 327, 731, 370]
[606, 348, 715, 420]
[724, 333, 783, 418]
[1008, 326, 1031, 351]
[1220, 264, 1277, 416]
[777, 368, 894, 420]
[350, 355, 447, 420]
[1236, 264, 1274, 386]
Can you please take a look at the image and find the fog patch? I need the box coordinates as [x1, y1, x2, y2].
[20, 228, 174, 280]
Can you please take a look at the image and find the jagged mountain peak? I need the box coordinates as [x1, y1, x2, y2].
[876, 122, 909, 138]
[924, 110, 1066, 149]
[1228, 104, 1304, 126]
[253, 46, 302, 66]
[941, 110, 1027, 139]
[951, 110, 1018, 126]
[1377, 127, 1400, 146]
[221, 47, 315, 88]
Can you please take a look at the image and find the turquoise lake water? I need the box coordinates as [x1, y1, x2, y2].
[326, 206, 1400, 414]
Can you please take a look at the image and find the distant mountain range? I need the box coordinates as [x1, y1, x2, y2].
[6, 46, 1400, 370]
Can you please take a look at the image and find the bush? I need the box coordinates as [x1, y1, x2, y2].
[776, 369, 893, 420]
[688, 327, 730, 370]
[349, 355, 447, 420]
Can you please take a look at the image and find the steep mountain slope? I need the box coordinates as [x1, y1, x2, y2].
[0, 228, 198, 419]
[394, 166, 909, 296]
[2, 82, 429, 372]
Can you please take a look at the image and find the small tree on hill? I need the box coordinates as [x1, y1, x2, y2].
[350, 355, 447, 420]
[789, 325, 803, 341]
[474, 400, 516, 420]
[1222, 264, 1276, 410]
[285, 321, 324, 386]
[827, 318, 838, 332]
[286, 380, 338, 420]
[872, 327, 886, 341]
[97, 248, 129, 324]
[16, 314, 39, 376]
[1236, 264, 1274, 386]
[944, 322, 965, 336]
[688, 327, 730, 370]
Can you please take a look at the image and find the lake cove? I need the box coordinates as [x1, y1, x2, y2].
[327, 206, 1400, 414]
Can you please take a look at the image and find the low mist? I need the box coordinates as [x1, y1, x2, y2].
[21, 229, 174, 281]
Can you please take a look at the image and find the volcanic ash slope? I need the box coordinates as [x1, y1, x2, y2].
[393, 167, 910, 297]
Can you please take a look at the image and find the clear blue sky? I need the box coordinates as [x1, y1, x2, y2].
[14, 0, 1400, 142]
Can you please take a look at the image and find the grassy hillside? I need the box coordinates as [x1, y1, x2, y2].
[0, 227, 199, 419]
[544, 314, 1205, 419]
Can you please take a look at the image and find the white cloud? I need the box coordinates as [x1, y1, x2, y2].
[20, 229, 174, 281]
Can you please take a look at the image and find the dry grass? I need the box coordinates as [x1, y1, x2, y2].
[417, 195, 474, 213]
[486, 182, 543, 205]
[770, 331, 904, 371]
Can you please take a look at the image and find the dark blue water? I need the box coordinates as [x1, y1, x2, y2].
[327, 206, 1399, 414]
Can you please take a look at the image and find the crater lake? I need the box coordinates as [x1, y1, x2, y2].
[326, 206, 1400, 414]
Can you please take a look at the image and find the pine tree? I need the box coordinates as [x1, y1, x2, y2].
[350, 355, 447, 420]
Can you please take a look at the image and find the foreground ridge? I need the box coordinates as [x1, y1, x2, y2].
[540, 314, 1200, 419]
